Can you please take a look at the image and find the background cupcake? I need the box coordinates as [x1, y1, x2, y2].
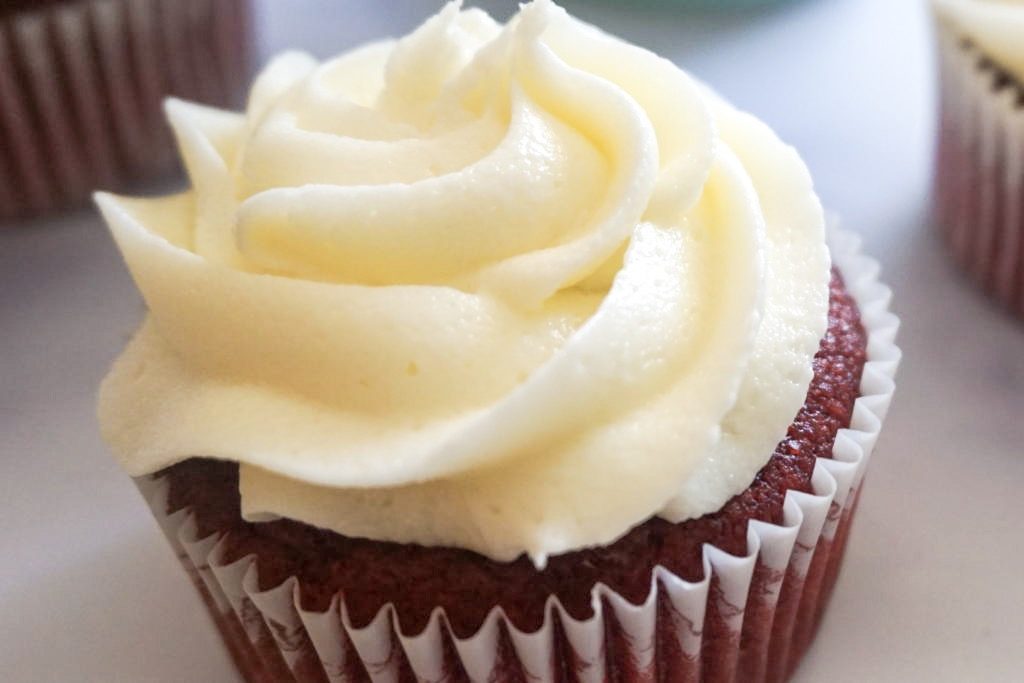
[0, 0, 252, 223]
[932, 0, 1024, 318]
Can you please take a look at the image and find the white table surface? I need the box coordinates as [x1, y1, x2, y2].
[3, 0, 1023, 681]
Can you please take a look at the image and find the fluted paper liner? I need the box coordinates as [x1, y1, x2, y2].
[135, 229, 900, 682]
[933, 19, 1024, 317]
[0, 0, 252, 222]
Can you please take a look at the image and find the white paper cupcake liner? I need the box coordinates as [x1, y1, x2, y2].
[933, 19, 1024, 317]
[0, 0, 252, 223]
[134, 228, 900, 683]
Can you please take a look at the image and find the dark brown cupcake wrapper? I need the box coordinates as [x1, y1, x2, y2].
[0, 0, 252, 222]
[134, 230, 899, 683]
[933, 21, 1024, 317]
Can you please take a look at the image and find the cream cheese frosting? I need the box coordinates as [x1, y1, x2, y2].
[934, 0, 1024, 81]
[97, 0, 830, 565]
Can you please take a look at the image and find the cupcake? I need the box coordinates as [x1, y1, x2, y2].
[0, 0, 252, 222]
[96, 2, 900, 681]
[932, 0, 1024, 317]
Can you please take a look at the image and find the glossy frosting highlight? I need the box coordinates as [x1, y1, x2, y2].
[97, 0, 829, 564]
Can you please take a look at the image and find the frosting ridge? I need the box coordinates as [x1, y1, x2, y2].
[97, 0, 829, 564]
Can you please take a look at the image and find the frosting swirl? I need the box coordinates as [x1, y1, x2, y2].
[97, 0, 829, 564]
[934, 0, 1024, 80]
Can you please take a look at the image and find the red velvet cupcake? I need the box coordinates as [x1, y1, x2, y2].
[932, 0, 1024, 317]
[97, 2, 900, 681]
[0, 0, 252, 222]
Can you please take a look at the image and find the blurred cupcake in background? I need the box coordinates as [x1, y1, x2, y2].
[0, 0, 252, 223]
[932, 0, 1024, 318]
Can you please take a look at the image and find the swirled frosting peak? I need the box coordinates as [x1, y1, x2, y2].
[97, 0, 829, 565]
